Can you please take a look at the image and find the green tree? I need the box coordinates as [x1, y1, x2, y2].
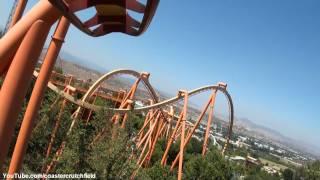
[136, 162, 176, 180]
[54, 109, 139, 179]
[184, 147, 233, 180]
[24, 92, 72, 172]
[244, 164, 280, 180]
[185, 138, 203, 155]
[305, 160, 320, 180]
[54, 66, 63, 74]
[245, 171, 280, 180]
[283, 168, 293, 180]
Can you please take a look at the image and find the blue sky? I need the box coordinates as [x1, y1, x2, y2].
[1, 1, 320, 151]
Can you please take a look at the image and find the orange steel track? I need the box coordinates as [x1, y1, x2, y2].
[34, 69, 234, 180]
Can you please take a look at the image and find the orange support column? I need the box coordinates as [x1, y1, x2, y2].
[8, 17, 70, 174]
[119, 76, 142, 127]
[0, 0, 61, 75]
[137, 110, 151, 142]
[118, 72, 149, 128]
[137, 113, 161, 149]
[0, 20, 51, 170]
[202, 90, 217, 156]
[166, 106, 174, 140]
[219, 82, 231, 155]
[42, 85, 72, 173]
[121, 99, 135, 128]
[45, 99, 66, 158]
[9, 0, 29, 28]
[137, 113, 161, 166]
[178, 91, 188, 180]
[170, 94, 213, 169]
[144, 117, 166, 166]
[86, 95, 97, 123]
[160, 111, 183, 165]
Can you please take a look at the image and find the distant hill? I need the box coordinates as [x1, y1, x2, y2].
[235, 117, 320, 158]
[60, 51, 108, 73]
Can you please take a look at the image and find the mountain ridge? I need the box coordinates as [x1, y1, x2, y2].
[235, 117, 320, 158]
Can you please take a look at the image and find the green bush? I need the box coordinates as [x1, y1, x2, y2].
[184, 148, 233, 180]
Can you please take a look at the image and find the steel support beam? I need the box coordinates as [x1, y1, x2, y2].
[0, 20, 51, 171]
[0, 0, 60, 75]
[178, 91, 188, 180]
[9, 0, 29, 29]
[202, 90, 217, 156]
[8, 17, 70, 174]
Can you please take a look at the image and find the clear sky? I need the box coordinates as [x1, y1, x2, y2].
[1, 1, 319, 150]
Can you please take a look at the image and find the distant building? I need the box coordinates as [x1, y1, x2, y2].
[276, 149, 285, 154]
[235, 139, 251, 149]
[230, 156, 246, 161]
[246, 156, 262, 167]
[238, 136, 248, 142]
[262, 166, 279, 175]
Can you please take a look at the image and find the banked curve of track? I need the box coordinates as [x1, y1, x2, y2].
[33, 70, 233, 131]
[33, 69, 234, 152]
[74, 69, 160, 115]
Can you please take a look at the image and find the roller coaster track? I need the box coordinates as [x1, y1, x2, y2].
[81, 69, 158, 102]
[34, 69, 234, 178]
[73, 69, 160, 118]
[34, 69, 234, 138]
[34, 70, 233, 119]
[34, 69, 234, 148]
[34, 69, 234, 142]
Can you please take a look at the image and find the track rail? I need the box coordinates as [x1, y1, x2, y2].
[34, 71, 232, 117]
[35, 70, 234, 148]
[79, 69, 159, 106]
